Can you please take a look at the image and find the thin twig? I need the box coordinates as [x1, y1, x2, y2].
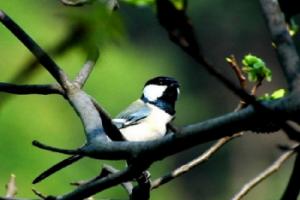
[250, 79, 263, 96]
[0, 198, 34, 200]
[32, 140, 82, 155]
[151, 97, 247, 189]
[231, 144, 299, 200]
[5, 174, 17, 198]
[102, 164, 133, 194]
[151, 134, 240, 189]
[0, 83, 64, 95]
[226, 55, 247, 89]
[56, 165, 144, 200]
[32, 188, 46, 199]
[33, 155, 83, 184]
[74, 47, 99, 88]
[71, 164, 133, 195]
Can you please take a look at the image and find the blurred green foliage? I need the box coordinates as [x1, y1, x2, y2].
[122, 0, 184, 9]
[0, 0, 296, 200]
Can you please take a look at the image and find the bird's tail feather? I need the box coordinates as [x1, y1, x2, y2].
[33, 154, 83, 184]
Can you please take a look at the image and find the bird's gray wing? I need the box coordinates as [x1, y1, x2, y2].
[113, 100, 151, 129]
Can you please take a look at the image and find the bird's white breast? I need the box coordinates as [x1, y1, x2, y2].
[120, 104, 173, 141]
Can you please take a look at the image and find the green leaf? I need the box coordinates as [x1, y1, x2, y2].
[171, 0, 185, 9]
[242, 54, 272, 82]
[271, 89, 286, 99]
[259, 89, 286, 101]
[289, 19, 299, 36]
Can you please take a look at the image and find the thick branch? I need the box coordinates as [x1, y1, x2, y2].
[66, 89, 110, 142]
[259, 0, 300, 91]
[0, 83, 64, 95]
[34, 93, 299, 161]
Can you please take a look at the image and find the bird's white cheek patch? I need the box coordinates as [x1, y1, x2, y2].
[143, 84, 167, 101]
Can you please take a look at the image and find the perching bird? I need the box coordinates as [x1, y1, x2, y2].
[33, 76, 180, 184]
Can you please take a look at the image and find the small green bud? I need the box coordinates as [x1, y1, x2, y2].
[259, 89, 286, 101]
[242, 54, 272, 82]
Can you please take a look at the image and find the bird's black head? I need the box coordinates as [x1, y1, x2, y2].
[141, 76, 180, 115]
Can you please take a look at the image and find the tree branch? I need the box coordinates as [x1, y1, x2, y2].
[155, 0, 260, 108]
[5, 174, 17, 198]
[281, 151, 300, 200]
[33, 93, 297, 162]
[0, 198, 34, 200]
[0, 23, 87, 110]
[0, 83, 64, 95]
[0, 11, 71, 90]
[155, 0, 300, 142]
[74, 47, 99, 88]
[1, 4, 300, 199]
[231, 144, 299, 200]
[32, 188, 47, 200]
[151, 134, 241, 189]
[55, 165, 145, 200]
[0, 175, 33, 200]
[32, 140, 83, 155]
[101, 164, 133, 195]
[259, 0, 300, 91]
[71, 164, 133, 195]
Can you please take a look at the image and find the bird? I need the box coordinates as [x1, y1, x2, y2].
[32, 76, 180, 184]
